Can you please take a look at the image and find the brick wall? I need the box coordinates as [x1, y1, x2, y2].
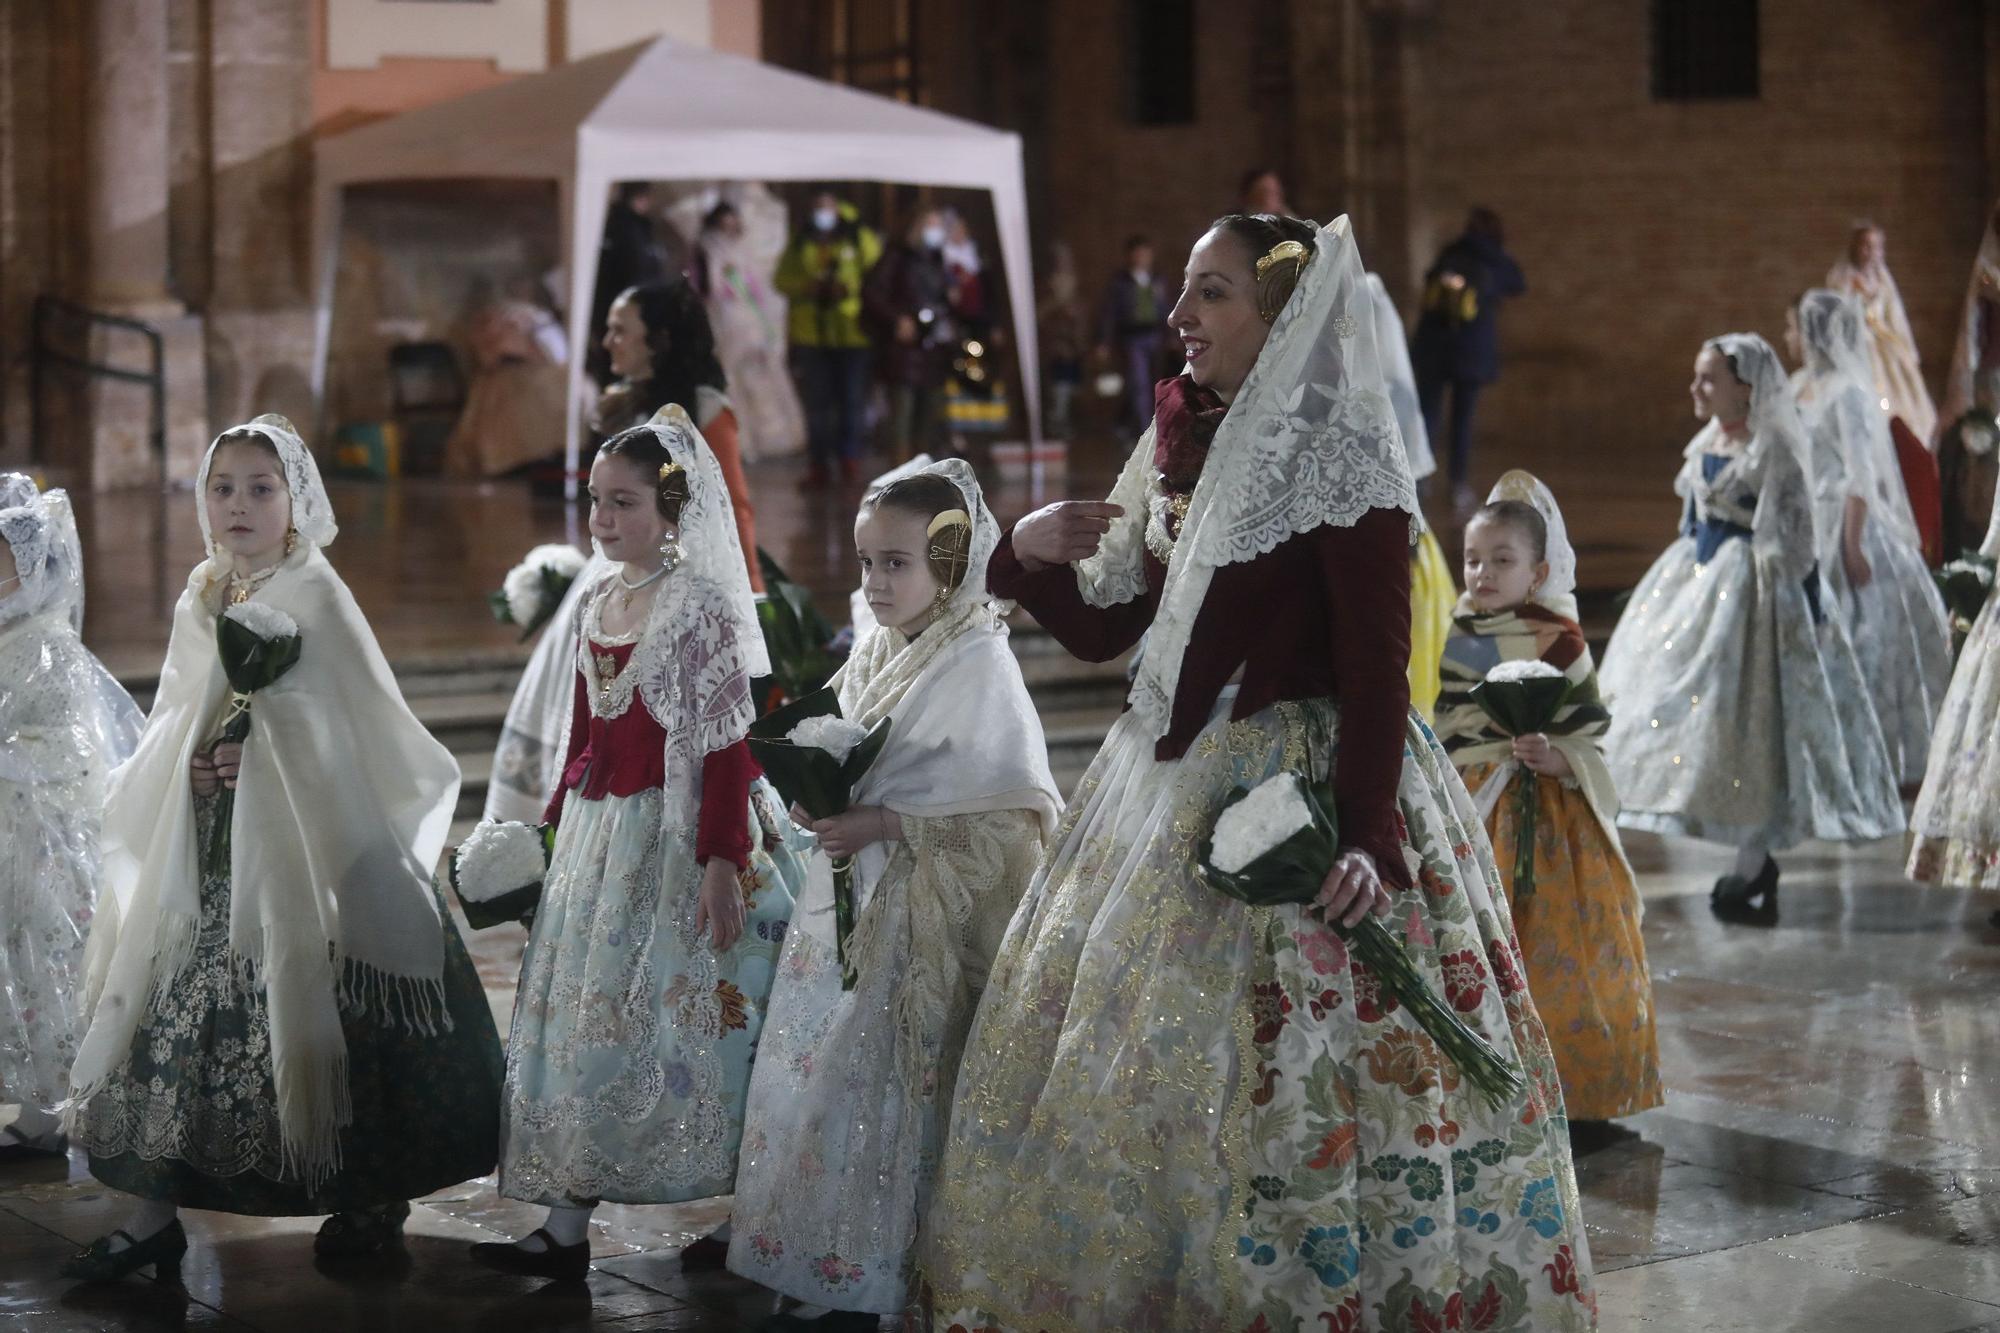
[1397, 0, 1992, 502]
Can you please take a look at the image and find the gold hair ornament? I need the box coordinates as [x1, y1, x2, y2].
[1254, 239, 1311, 282]
[658, 460, 686, 485]
[925, 508, 971, 538]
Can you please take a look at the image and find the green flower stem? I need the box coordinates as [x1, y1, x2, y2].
[1511, 768, 1539, 906]
[199, 711, 253, 881]
[830, 855, 859, 991]
[1338, 910, 1527, 1110]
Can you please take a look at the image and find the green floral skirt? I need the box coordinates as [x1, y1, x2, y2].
[77, 799, 504, 1215]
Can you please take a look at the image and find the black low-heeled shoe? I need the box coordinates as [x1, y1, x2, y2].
[60, 1220, 188, 1284]
[315, 1199, 411, 1258]
[1710, 857, 1779, 925]
[468, 1228, 591, 1282]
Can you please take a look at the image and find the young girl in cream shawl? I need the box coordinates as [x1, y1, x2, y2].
[63, 418, 504, 1281]
[1437, 472, 1662, 1136]
[726, 459, 1060, 1324]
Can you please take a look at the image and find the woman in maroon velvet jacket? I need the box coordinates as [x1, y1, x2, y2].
[923, 214, 1594, 1331]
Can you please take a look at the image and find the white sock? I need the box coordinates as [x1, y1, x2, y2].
[527, 1202, 593, 1249]
[1733, 838, 1771, 880]
[108, 1199, 178, 1250]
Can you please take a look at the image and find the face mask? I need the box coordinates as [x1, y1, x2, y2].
[921, 225, 947, 250]
[812, 208, 838, 233]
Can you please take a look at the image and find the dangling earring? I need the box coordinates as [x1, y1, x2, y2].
[931, 583, 952, 619]
[283, 528, 299, 557]
[658, 531, 683, 572]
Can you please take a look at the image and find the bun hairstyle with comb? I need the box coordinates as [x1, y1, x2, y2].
[1209, 212, 1318, 322]
[1468, 498, 1548, 562]
[597, 426, 693, 523]
[864, 473, 973, 594]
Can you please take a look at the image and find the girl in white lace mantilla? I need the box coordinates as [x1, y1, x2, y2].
[1599, 336, 1902, 924]
[474, 407, 804, 1279]
[726, 459, 1061, 1320]
[1787, 289, 1952, 784]
[0, 475, 142, 1159]
[65, 418, 504, 1279]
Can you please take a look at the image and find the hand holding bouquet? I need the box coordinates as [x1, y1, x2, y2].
[1201, 772, 1525, 1108]
[1469, 659, 1574, 903]
[747, 686, 891, 989]
[450, 819, 555, 929]
[201, 602, 304, 876]
[489, 543, 588, 641]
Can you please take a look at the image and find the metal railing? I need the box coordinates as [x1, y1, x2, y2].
[29, 294, 165, 465]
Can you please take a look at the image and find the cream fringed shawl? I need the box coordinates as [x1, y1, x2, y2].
[68, 547, 460, 1183]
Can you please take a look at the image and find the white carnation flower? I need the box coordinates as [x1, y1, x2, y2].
[221, 601, 300, 640]
[527, 543, 588, 580]
[501, 544, 586, 626]
[1484, 659, 1563, 684]
[788, 714, 871, 764]
[454, 820, 547, 903]
[1210, 773, 1315, 874]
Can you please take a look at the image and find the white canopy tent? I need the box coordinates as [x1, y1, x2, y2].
[311, 36, 1040, 495]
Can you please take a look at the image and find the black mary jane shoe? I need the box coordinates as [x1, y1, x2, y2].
[1710, 857, 1779, 926]
[315, 1199, 410, 1258]
[60, 1220, 188, 1285]
[0, 1126, 67, 1163]
[468, 1228, 591, 1283]
[678, 1234, 729, 1271]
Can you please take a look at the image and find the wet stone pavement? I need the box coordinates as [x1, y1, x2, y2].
[3, 830, 1996, 1330]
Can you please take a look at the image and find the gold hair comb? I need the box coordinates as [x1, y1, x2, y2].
[1254, 239, 1311, 281]
[658, 460, 686, 484]
[926, 508, 972, 537]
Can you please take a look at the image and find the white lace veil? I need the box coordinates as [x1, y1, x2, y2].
[1485, 469, 1577, 619]
[1940, 203, 2000, 438]
[1081, 215, 1419, 738]
[1797, 289, 1920, 542]
[1366, 271, 1435, 484]
[1708, 333, 1811, 486]
[917, 456, 1002, 618]
[0, 475, 87, 631]
[194, 414, 339, 567]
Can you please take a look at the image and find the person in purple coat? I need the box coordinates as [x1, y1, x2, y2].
[1413, 207, 1527, 511]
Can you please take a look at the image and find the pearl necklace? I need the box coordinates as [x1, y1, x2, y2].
[616, 565, 669, 593]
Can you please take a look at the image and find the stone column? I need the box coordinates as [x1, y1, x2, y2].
[82, 0, 207, 489]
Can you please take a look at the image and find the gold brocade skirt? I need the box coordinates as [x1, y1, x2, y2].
[1408, 527, 1457, 723]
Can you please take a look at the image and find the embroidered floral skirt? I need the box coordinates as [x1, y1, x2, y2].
[1462, 765, 1663, 1122]
[500, 779, 802, 1206]
[923, 701, 1597, 1332]
[76, 798, 504, 1215]
[1908, 589, 2000, 890]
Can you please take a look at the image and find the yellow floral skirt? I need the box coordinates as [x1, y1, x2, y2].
[1463, 763, 1663, 1121]
[1408, 527, 1457, 723]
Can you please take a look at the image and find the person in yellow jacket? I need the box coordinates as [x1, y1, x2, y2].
[776, 193, 883, 487]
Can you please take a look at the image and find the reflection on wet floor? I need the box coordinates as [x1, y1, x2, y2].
[6, 833, 1994, 1330]
[11, 449, 1998, 1329]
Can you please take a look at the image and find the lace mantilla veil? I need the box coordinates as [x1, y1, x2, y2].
[1077, 215, 1420, 739]
[1485, 469, 1579, 621]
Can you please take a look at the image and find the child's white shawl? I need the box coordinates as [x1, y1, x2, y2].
[69, 546, 460, 1181]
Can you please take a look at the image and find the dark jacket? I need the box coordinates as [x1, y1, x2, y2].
[863, 242, 956, 387]
[1411, 232, 1526, 385]
[1098, 270, 1172, 346]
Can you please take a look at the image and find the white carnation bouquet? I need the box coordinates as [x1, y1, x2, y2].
[489, 543, 589, 640]
[449, 819, 555, 929]
[1200, 770, 1524, 1108]
[1469, 658, 1574, 901]
[747, 686, 892, 989]
[202, 601, 304, 875]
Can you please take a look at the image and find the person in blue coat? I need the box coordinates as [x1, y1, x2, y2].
[1412, 207, 1526, 511]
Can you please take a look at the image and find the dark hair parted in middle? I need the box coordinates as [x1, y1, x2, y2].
[1468, 498, 1548, 562]
[1207, 212, 1318, 322]
[596, 280, 728, 436]
[863, 473, 973, 595]
[597, 426, 693, 524]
